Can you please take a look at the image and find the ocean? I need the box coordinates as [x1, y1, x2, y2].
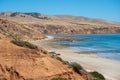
[50, 34, 120, 61]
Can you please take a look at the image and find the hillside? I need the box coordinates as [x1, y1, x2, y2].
[0, 19, 44, 40]
[0, 39, 86, 80]
[0, 12, 120, 34]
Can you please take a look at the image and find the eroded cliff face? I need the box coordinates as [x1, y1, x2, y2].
[0, 39, 85, 80]
[0, 19, 45, 40]
[28, 24, 120, 34]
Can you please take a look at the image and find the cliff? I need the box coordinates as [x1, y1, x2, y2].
[0, 19, 44, 40]
[0, 39, 85, 80]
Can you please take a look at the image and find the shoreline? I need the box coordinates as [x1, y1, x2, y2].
[30, 35, 120, 80]
[50, 47, 120, 80]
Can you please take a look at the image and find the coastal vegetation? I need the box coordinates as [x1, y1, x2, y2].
[70, 62, 83, 74]
[90, 71, 105, 80]
[11, 40, 39, 50]
[56, 57, 69, 65]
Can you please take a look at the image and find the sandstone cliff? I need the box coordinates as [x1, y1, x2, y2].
[0, 39, 85, 80]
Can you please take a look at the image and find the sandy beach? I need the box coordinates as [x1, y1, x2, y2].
[30, 36, 120, 80]
[49, 48, 120, 80]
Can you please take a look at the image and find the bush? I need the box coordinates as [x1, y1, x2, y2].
[56, 57, 63, 62]
[51, 78, 67, 80]
[90, 71, 105, 80]
[11, 40, 39, 50]
[70, 62, 83, 74]
[56, 57, 69, 65]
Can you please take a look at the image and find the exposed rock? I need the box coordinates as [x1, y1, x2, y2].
[0, 19, 44, 40]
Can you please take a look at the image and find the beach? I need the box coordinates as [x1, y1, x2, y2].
[30, 35, 120, 80]
[50, 48, 120, 80]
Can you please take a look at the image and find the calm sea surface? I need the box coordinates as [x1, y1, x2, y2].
[49, 34, 120, 61]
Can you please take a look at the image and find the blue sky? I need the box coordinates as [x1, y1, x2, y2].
[0, 0, 120, 22]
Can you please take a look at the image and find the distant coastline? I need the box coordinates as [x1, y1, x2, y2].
[48, 34, 120, 61]
[1, 12, 120, 34]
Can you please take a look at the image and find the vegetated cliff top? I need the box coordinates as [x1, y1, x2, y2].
[0, 18, 44, 40]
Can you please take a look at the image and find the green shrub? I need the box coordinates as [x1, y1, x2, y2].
[56, 57, 63, 62]
[51, 78, 67, 80]
[70, 62, 83, 74]
[56, 57, 69, 65]
[11, 40, 39, 50]
[90, 71, 105, 80]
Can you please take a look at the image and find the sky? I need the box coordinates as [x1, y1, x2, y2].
[0, 0, 120, 22]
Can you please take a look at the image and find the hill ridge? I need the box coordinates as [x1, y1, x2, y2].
[0, 12, 120, 34]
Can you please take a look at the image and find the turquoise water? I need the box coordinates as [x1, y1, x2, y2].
[50, 34, 120, 61]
